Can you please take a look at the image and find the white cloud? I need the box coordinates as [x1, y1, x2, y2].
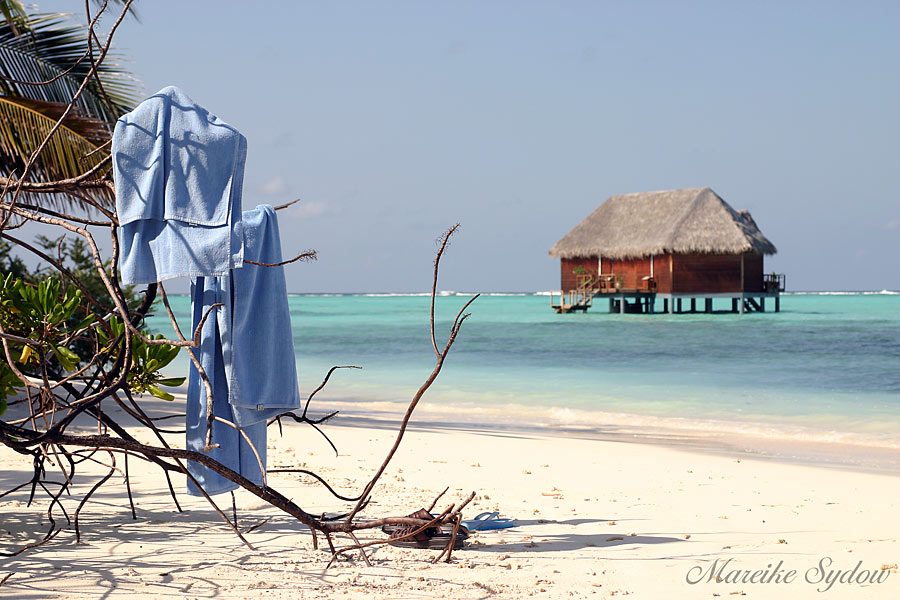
[293, 200, 331, 219]
[885, 218, 899, 231]
[261, 175, 288, 195]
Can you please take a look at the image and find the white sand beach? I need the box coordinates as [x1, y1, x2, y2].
[1, 397, 898, 599]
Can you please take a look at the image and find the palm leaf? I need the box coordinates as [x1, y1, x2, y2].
[6, 95, 112, 142]
[0, 8, 138, 210]
[0, 96, 112, 208]
[0, 13, 140, 123]
[0, 1, 28, 36]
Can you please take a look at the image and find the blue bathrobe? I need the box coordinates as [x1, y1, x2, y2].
[113, 87, 300, 496]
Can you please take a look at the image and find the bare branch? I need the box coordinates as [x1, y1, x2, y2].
[244, 250, 317, 267]
[344, 224, 471, 524]
[274, 197, 302, 211]
[430, 224, 460, 358]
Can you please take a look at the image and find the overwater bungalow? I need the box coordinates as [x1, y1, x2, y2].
[548, 187, 784, 314]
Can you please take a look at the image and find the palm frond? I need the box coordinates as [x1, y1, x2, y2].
[10, 96, 113, 142]
[0, 13, 140, 123]
[0, 1, 28, 36]
[0, 96, 112, 209]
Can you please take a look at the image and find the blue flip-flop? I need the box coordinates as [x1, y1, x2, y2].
[461, 511, 515, 531]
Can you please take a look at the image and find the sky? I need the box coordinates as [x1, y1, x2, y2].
[34, 1, 900, 292]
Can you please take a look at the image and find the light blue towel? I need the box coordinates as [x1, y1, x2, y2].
[185, 205, 301, 496]
[185, 283, 267, 496]
[113, 86, 246, 285]
[220, 204, 302, 425]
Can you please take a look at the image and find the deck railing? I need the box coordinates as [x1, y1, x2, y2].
[576, 273, 656, 293]
[549, 289, 593, 312]
[576, 273, 614, 290]
[763, 273, 786, 293]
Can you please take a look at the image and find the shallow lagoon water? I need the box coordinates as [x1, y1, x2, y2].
[147, 292, 900, 446]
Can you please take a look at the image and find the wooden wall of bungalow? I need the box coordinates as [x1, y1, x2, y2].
[560, 252, 764, 293]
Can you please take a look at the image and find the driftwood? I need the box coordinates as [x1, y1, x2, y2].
[0, 0, 477, 564]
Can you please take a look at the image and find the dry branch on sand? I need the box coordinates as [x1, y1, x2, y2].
[0, 0, 476, 565]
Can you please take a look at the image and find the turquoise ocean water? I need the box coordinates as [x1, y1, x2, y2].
[146, 292, 900, 448]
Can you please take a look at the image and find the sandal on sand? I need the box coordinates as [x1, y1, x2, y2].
[387, 526, 468, 550]
[382, 508, 469, 550]
[460, 511, 515, 531]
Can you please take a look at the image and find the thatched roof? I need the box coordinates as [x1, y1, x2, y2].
[548, 187, 777, 259]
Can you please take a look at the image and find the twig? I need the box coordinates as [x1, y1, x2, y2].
[427, 486, 450, 512]
[158, 282, 219, 450]
[123, 451, 136, 519]
[432, 491, 476, 563]
[244, 250, 317, 267]
[345, 224, 473, 524]
[265, 469, 363, 502]
[430, 225, 459, 358]
[301, 365, 361, 419]
[74, 452, 115, 542]
[327, 506, 454, 568]
[274, 198, 302, 211]
[242, 517, 271, 534]
[213, 416, 267, 486]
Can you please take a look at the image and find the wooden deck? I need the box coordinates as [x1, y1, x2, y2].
[549, 290, 593, 313]
[550, 290, 783, 315]
[575, 273, 658, 294]
[552, 270, 785, 315]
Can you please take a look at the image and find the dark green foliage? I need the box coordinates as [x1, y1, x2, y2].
[96, 318, 185, 401]
[31, 235, 143, 360]
[35, 235, 141, 312]
[0, 272, 91, 411]
[0, 266, 182, 416]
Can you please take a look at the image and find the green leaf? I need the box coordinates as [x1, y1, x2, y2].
[153, 345, 180, 369]
[146, 385, 174, 401]
[73, 313, 96, 330]
[50, 342, 78, 371]
[156, 377, 185, 388]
